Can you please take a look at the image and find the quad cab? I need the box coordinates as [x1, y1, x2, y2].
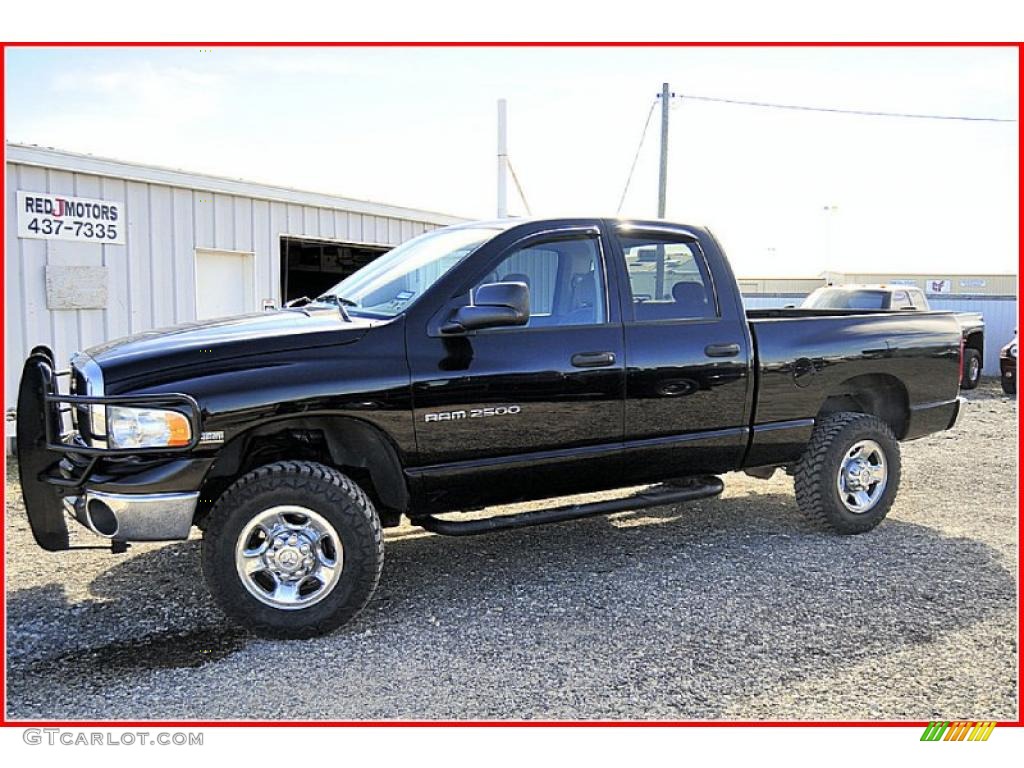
[17, 219, 965, 637]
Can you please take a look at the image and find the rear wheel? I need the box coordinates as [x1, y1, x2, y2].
[794, 412, 901, 534]
[961, 348, 982, 390]
[201, 461, 383, 638]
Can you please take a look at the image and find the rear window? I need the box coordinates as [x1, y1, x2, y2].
[803, 288, 888, 310]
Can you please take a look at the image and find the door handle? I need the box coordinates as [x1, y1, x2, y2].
[571, 351, 617, 368]
[704, 342, 741, 358]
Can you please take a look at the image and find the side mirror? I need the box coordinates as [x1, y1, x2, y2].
[441, 281, 530, 334]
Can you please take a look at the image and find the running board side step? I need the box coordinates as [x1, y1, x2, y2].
[417, 476, 724, 537]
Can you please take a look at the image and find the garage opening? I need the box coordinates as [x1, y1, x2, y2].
[280, 236, 389, 304]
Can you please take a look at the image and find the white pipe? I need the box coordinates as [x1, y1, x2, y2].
[497, 98, 508, 218]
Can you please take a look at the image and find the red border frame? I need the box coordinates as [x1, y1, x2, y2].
[0, 40, 1020, 730]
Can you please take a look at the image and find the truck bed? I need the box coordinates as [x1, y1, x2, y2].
[744, 309, 963, 462]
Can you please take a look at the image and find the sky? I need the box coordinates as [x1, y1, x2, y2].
[4, 46, 1019, 276]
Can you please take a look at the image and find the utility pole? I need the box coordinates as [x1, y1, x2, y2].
[497, 99, 508, 218]
[657, 82, 670, 219]
[655, 82, 671, 298]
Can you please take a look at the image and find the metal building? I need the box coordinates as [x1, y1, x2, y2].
[741, 271, 1018, 376]
[4, 143, 465, 440]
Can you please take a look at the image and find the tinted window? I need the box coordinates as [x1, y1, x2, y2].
[472, 236, 605, 327]
[620, 235, 715, 320]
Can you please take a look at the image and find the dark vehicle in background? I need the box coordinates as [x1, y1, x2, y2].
[1000, 331, 1017, 395]
[802, 285, 985, 390]
[17, 218, 966, 638]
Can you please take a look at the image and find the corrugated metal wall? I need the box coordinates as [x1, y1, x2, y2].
[5, 160, 447, 428]
[736, 277, 824, 296]
[741, 293, 1017, 376]
[823, 271, 1017, 296]
[927, 297, 1017, 375]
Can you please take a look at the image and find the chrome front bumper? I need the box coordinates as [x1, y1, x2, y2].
[63, 490, 198, 541]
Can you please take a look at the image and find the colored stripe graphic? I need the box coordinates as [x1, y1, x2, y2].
[971, 722, 997, 741]
[921, 721, 996, 741]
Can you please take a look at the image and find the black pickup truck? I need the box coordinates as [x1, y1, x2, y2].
[17, 218, 965, 638]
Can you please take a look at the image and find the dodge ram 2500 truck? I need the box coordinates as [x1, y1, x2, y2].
[17, 218, 966, 638]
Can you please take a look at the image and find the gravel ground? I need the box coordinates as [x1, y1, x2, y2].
[4, 380, 1018, 721]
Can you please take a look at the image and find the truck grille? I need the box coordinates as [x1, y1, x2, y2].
[70, 365, 93, 443]
[69, 355, 105, 447]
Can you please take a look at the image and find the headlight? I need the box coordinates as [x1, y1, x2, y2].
[1011, 344, 1018, 358]
[107, 406, 192, 449]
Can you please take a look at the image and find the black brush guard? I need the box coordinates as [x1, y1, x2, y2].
[15, 348, 201, 551]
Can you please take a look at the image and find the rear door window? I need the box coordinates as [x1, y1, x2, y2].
[618, 235, 716, 321]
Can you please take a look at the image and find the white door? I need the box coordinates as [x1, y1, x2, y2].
[195, 249, 256, 320]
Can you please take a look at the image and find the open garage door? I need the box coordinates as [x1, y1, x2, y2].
[281, 237, 389, 304]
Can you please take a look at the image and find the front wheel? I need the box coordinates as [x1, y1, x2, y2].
[961, 348, 982, 390]
[794, 412, 901, 534]
[202, 461, 383, 638]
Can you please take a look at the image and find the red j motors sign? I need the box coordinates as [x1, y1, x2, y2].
[17, 191, 125, 245]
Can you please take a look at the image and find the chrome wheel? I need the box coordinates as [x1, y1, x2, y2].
[969, 355, 980, 382]
[234, 506, 343, 610]
[836, 439, 888, 514]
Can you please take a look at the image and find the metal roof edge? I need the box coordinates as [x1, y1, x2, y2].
[6, 143, 469, 226]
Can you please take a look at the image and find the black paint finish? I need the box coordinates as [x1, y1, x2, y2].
[18, 217, 966, 529]
[609, 224, 755, 480]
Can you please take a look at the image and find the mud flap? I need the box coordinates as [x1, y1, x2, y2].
[15, 350, 70, 551]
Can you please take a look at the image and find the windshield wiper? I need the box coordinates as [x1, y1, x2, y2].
[283, 295, 352, 321]
[312, 294, 353, 322]
[317, 294, 358, 307]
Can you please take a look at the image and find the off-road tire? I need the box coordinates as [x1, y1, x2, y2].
[794, 412, 901, 535]
[201, 460, 383, 638]
[1001, 375, 1016, 395]
[961, 348, 982, 390]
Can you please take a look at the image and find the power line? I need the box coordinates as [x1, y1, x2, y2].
[616, 98, 658, 214]
[672, 93, 1017, 123]
[615, 88, 1014, 216]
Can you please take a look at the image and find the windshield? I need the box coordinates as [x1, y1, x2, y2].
[802, 288, 888, 310]
[318, 227, 497, 318]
